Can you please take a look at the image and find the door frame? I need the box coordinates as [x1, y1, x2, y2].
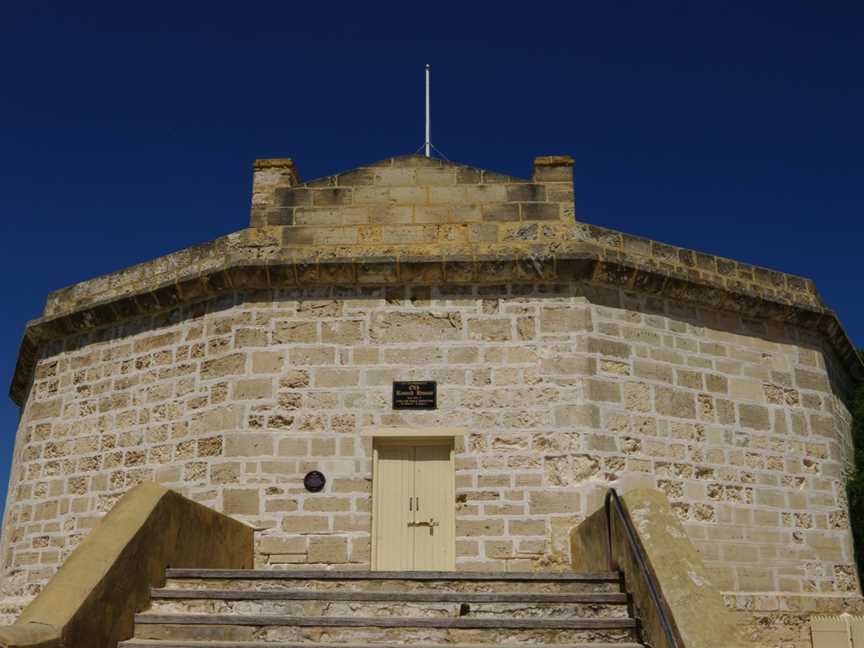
[368, 428, 465, 571]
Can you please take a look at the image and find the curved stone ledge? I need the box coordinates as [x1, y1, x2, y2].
[0, 482, 253, 648]
[10, 227, 862, 405]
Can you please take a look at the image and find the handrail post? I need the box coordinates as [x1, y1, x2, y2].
[604, 490, 614, 571]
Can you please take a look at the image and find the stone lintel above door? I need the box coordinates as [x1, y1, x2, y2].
[362, 427, 468, 438]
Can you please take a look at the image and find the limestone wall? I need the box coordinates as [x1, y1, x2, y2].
[0, 282, 858, 619]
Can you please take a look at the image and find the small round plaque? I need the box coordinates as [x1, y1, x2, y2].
[303, 470, 326, 493]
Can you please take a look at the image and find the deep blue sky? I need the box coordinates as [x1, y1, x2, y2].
[0, 3, 861, 505]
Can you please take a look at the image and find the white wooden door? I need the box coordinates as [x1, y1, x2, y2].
[373, 445, 414, 570]
[373, 441, 454, 571]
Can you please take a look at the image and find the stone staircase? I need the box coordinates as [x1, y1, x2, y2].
[119, 568, 645, 648]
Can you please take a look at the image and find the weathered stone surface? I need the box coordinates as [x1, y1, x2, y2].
[8, 281, 856, 609]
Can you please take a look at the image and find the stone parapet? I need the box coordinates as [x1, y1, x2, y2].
[0, 482, 252, 648]
[249, 154, 574, 230]
[572, 488, 747, 648]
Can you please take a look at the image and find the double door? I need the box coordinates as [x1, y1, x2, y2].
[372, 441, 455, 571]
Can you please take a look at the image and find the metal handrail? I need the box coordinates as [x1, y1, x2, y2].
[605, 488, 679, 648]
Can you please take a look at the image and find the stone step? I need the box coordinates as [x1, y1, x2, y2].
[132, 614, 639, 644]
[153, 589, 629, 604]
[148, 592, 630, 619]
[166, 570, 621, 582]
[121, 642, 644, 648]
[162, 570, 621, 595]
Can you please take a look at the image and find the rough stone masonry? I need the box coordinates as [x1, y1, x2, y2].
[0, 154, 861, 639]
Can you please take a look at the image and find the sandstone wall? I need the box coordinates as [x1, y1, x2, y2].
[0, 282, 858, 619]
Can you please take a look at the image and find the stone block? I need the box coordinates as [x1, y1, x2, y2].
[133, 331, 179, 353]
[190, 405, 241, 435]
[586, 379, 621, 403]
[282, 515, 330, 533]
[413, 205, 450, 224]
[728, 378, 764, 402]
[521, 203, 560, 221]
[485, 539, 515, 558]
[540, 307, 592, 333]
[416, 168, 456, 185]
[705, 373, 728, 394]
[795, 368, 830, 392]
[252, 351, 284, 374]
[381, 225, 436, 244]
[481, 203, 519, 222]
[456, 167, 481, 184]
[508, 519, 547, 536]
[467, 319, 512, 341]
[303, 496, 350, 512]
[314, 368, 360, 388]
[234, 328, 268, 348]
[532, 156, 573, 182]
[28, 398, 63, 421]
[233, 379, 273, 400]
[737, 567, 775, 591]
[321, 320, 364, 345]
[294, 208, 342, 226]
[635, 360, 674, 384]
[373, 167, 416, 186]
[464, 185, 507, 202]
[335, 168, 374, 186]
[200, 353, 246, 380]
[443, 205, 477, 224]
[738, 404, 770, 430]
[312, 188, 353, 206]
[655, 386, 696, 419]
[506, 184, 546, 202]
[529, 491, 581, 515]
[225, 434, 273, 457]
[223, 488, 260, 515]
[554, 404, 599, 428]
[275, 187, 310, 207]
[370, 312, 463, 342]
[307, 536, 348, 563]
[587, 337, 631, 358]
[624, 383, 652, 412]
[389, 186, 427, 203]
[289, 347, 336, 365]
[350, 536, 371, 562]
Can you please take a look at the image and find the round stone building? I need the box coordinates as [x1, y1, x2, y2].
[0, 154, 861, 642]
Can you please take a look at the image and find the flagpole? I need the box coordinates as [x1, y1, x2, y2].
[425, 64, 431, 158]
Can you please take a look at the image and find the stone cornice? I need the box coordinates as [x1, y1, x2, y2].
[10, 222, 862, 406]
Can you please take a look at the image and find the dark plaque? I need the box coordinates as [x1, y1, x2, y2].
[303, 470, 326, 493]
[392, 381, 437, 410]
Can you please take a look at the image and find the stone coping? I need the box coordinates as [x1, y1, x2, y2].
[9, 219, 862, 406]
[0, 482, 252, 648]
